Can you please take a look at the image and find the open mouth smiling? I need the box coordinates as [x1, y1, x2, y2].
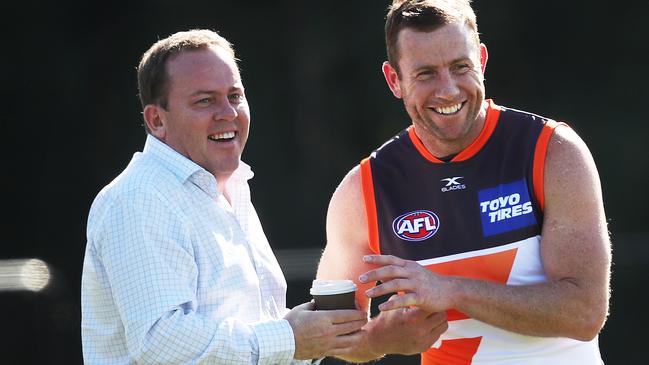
[432, 101, 465, 115]
[208, 131, 236, 142]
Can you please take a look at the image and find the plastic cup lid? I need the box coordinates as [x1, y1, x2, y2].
[310, 279, 357, 295]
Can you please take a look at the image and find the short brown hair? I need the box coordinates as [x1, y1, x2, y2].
[136, 29, 236, 131]
[385, 0, 479, 75]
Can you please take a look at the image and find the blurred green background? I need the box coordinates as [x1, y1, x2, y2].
[2, 0, 647, 363]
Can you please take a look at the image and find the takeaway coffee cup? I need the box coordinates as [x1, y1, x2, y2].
[310, 279, 357, 310]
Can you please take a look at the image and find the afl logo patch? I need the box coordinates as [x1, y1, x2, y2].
[392, 210, 440, 242]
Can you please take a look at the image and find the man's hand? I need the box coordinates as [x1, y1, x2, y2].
[330, 306, 448, 363]
[360, 254, 456, 313]
[370, 307, 448, 355]
[284, 302, 367, 360]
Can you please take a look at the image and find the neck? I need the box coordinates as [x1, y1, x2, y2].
[415, 101, 488, 158]
[214, 174, 232, 203]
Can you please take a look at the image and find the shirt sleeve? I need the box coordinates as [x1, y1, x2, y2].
[92, 190, 296, 364]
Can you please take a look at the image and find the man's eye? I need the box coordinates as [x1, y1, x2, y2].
[454, 64, 470, 73]
[196, 98, 211, 105]
[230, 94, 245, 102]
[416, 71, 433, 80]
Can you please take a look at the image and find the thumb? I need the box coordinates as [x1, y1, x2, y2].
[292, 301, 315, 311]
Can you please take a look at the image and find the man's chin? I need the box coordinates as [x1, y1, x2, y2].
[206, 159, 240, 177]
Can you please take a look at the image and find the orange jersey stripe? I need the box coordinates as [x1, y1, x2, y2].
[408, 126, 444, 163]
[422, 337, 483, 365]
[453, 100, 501, 162]
[532, 121, 567, 211]
[360, 158, 381, 254]
[407, 100, 502, 163]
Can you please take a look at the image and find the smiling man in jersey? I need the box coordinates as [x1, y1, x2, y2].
[316, 1, 611, 364]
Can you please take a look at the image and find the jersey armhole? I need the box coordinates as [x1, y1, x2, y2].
[532, 120, 569, 212]
[360, 158, 381, 254]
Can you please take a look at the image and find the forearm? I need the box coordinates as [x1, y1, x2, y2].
[129, 311, 294, 364]
[449, 276, 606, 340]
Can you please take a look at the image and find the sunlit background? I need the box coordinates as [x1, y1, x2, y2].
[3, 1, 648, 363]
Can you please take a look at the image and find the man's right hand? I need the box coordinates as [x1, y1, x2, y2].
[284, 301, 367, 360]
[368, 305, 448, 355]
[331, 305, 448, 363]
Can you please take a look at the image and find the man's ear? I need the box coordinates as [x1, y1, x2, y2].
[143, 104, 166, 140]
[382, 61, 403, 99]
[480, 43, 488, 74]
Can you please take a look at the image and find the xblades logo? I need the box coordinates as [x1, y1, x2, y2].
[441, 176, 466, 192]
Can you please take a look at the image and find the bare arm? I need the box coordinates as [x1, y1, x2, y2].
[363, 126, 611, 341]
[317, 166, 447, 362]
[317, 166, 376, 311]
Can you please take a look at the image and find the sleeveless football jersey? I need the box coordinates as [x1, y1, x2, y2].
[360, 100, 603, 364]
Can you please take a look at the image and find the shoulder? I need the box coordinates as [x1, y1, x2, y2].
[327, 164, 368, 236]
[370, 128, 412, 159]
[543, 124, 603, 214]
[329, 165, 363, 215]
[500, 105, 551, 122]
[496, 106, 556, 141]
[99, 153, 186, 201]
[546, 125, 597, 179]
[87, 154, 187, 237]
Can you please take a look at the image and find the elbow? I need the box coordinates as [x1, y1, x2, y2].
[558, 276, 610, 341]
[572, 320, 605, 342]
[569, 302, 608, 342]
[128, 326, 174, 364]
[130, 339, 157, 365]
[584, 309, 608, 341]
[132, 341, 177, 365]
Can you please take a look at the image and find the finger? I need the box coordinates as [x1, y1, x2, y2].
[327, 330, 366, 353]
[363, 254, 408, 266]
[430, 318, 449, 337]
[291, 301, 315, 311]
[327, 347, 355, 357]
[331, 318, 367, 335]
[378, 293, 417, 311]
[424, 311, 448, 334]
[359, 265, 410, 283]
[401, 306, 432, 320]
[324, 309, 368, 324]
[365, 278, 413, 298]
[426, 310, 447, 322]
[327, 342, 364, 357]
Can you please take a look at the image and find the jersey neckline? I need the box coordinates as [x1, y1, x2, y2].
[407, 99, 502, 163]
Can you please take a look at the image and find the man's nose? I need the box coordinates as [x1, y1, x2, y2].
[433, 71, 460, 100]
[213, 98, 238, 121]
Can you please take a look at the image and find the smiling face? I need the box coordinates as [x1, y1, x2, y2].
[383, 22, 487, 157]
[144, 45, 250, 183]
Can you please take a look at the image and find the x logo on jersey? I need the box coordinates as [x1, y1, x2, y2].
[441, 176, 463, 186]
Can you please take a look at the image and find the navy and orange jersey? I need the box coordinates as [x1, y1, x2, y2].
[360, 100, 603, 364]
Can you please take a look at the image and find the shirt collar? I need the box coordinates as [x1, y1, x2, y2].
[142, 134, 253, 198]
[143, 134, 204, 182]
[230, 159, 254, 182]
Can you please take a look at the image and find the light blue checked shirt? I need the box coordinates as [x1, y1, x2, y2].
[82, 135, 300, 364]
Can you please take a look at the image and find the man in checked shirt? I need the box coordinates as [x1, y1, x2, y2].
[81, 29, 370, 364]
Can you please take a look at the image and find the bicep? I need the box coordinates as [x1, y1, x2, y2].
[540, 126, 610, 299]
[317, 166, 377, 311]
